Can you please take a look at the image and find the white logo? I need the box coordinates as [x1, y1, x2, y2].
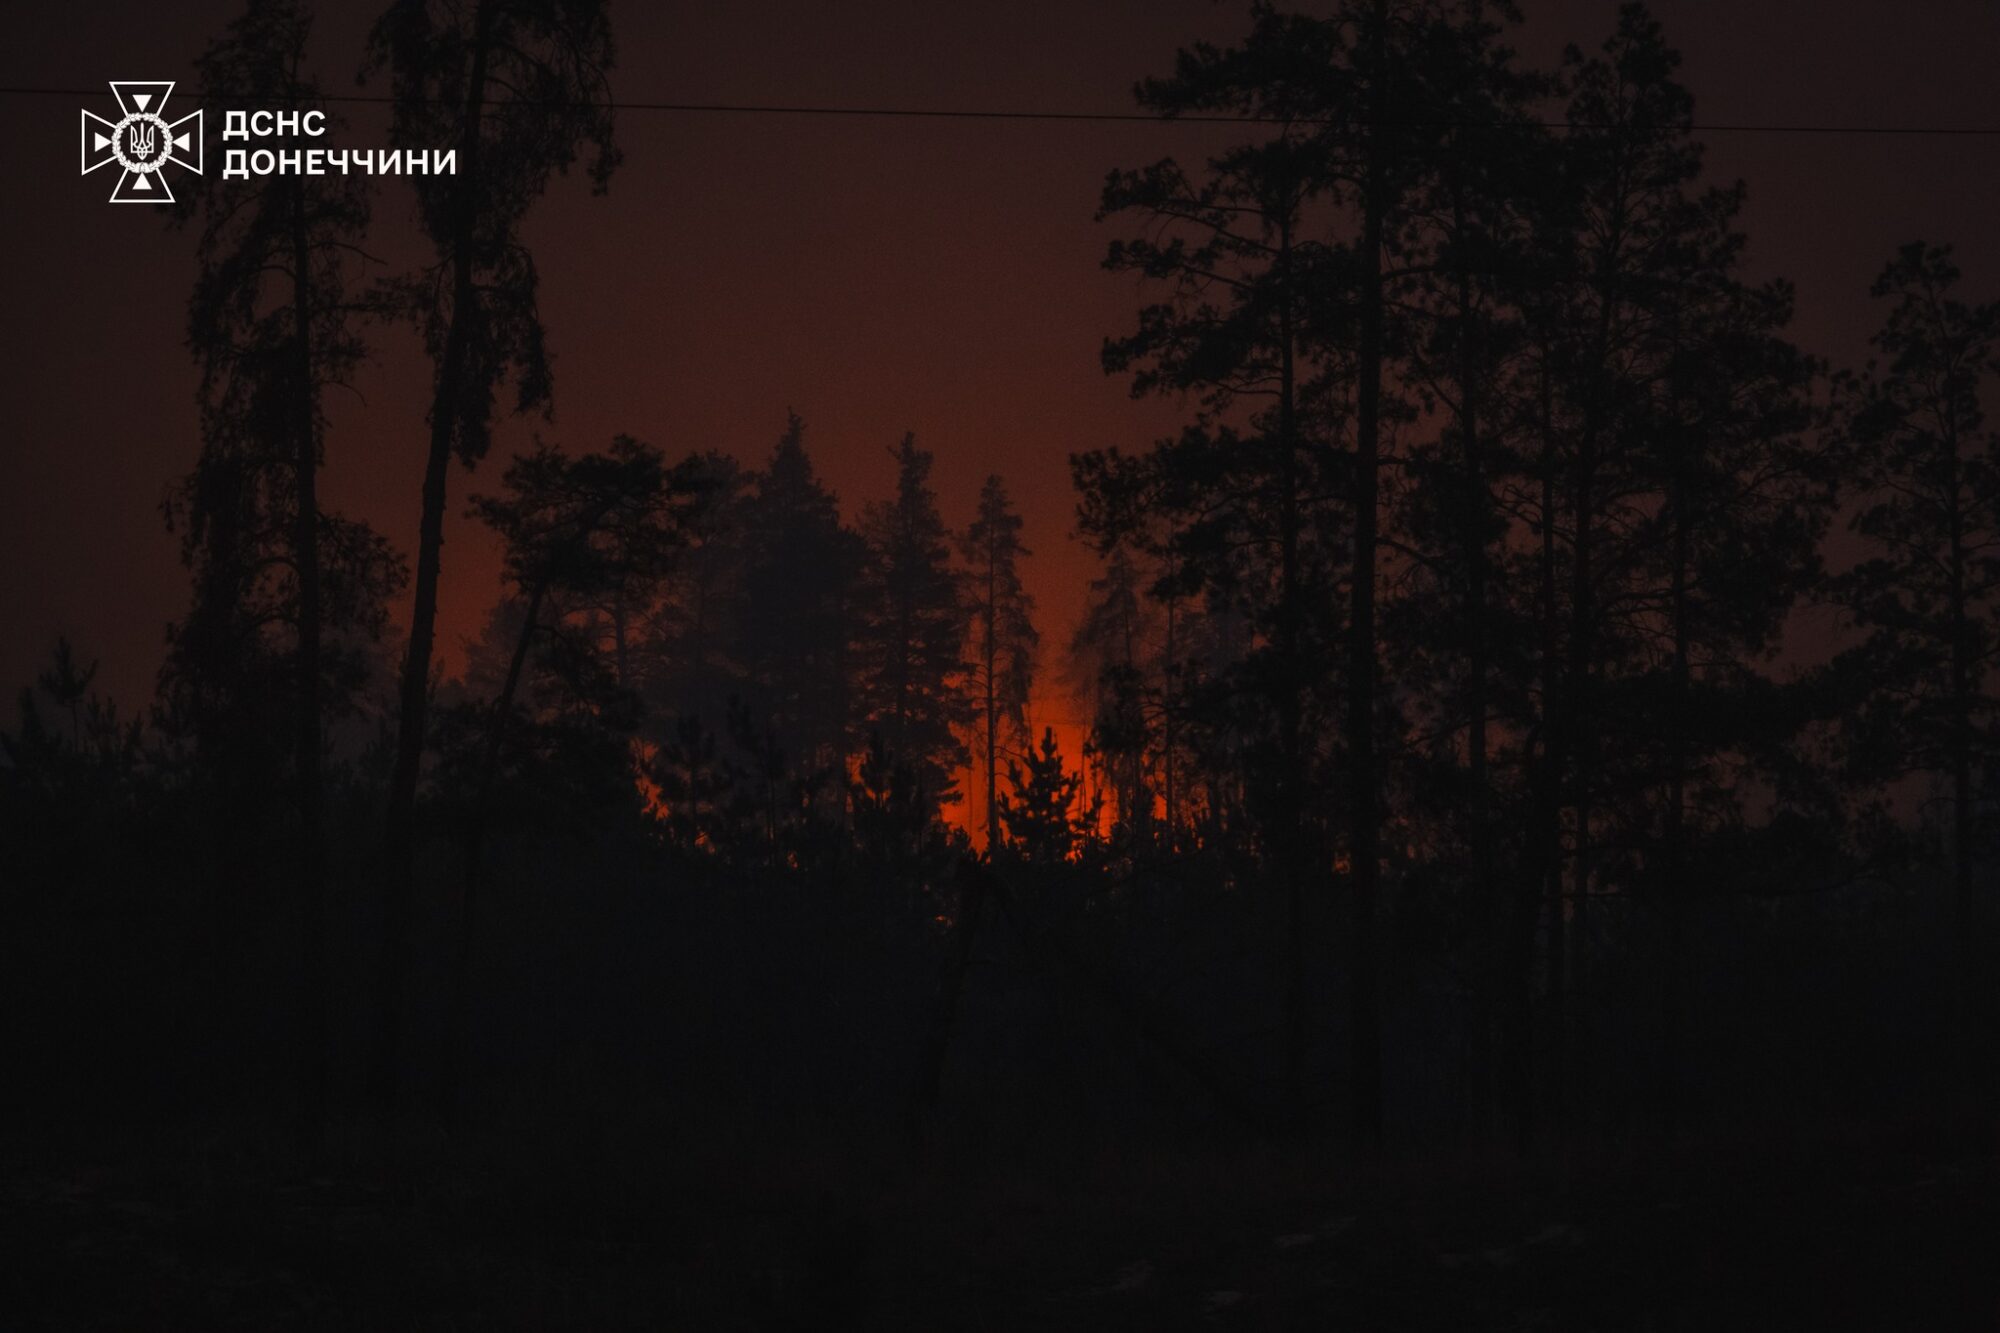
[80, 82, 203, 203]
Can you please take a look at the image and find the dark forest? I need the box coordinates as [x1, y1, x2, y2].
[4, 1, 1998, 1327]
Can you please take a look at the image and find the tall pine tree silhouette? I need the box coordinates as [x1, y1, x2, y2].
[1088, 9, 1339, 1116]
[175, 0, 402, 1137]
[959, 475, 1037, 848]
[732, 415, 863, 838]
[366, 0, 619, 1109]
[443, 435, 695, 1125]
[854, 434, 971, 815]
[1835, 242, 2000, 1056]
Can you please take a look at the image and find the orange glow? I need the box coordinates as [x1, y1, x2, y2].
[948, 704, 1098, 849]
[631, 740, 669, 822]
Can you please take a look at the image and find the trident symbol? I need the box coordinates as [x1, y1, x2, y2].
[80, 81, 203, 203]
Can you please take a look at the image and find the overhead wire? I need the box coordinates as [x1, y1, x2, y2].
[8, 84, 2000, 136]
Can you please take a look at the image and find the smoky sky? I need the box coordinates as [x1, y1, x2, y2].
[4, 0, 2000, 720]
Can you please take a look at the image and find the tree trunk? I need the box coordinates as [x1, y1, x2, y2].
[1556, 197, 1627, 1140]
[1947, 441, 1974, 1077]
[1275, 196, 1308, 1119]
[1508, 372, 1562, 1155]
[984, 546, 999, 848]
[1451, 169, 1495, 1145]
[372, 1, 495, 1114]
[1663, 438, 1691, 1137]
[1345, 0, 1389, 1147]
[290, 172, 327, 1145]
[1163, 591, 1178, 847]
[612, 586, 630, 690]
[1554, 357, 1609, 1140]
[443, 579, 546, 1130]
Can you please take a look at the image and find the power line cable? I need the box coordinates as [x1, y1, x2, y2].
[8, 84, 2000, 135]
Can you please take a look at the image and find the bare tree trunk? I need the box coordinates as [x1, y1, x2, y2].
[1345, 0, 1389, 1147]
[1509, 373, 1561, 1155]
[984, 548, 999, 848]
[1163, 591, 1178, 848]
[1663, 390, 1691, 1138]
[373, 1, 494, 1115]
[1947, 441, 1974, 1078]
[1552, 433, 1593, 1140]
[1451, 170, 1496, 1145]
[1275, 197, 1308, 1119]
[1556, 200, 1627, 1141]
[289, 172, 327, 1146]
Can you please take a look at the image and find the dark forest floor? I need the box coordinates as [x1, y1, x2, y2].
[4, 1115, 1996, 1330]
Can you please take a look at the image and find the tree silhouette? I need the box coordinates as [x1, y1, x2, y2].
[367, 0, 619, 1109]
[1068, 546, 1161, 849]
[959, 475, 1038, 848]
[36, 638, 97, 746]
[1834, 242, 2000, 1044]
[172, 0, 402, 1137]
[646, 711, 757, 858]
[1472, 6, 1831, 1136]
[20, 8, 2000, 1311]
[433, 436, 694, 1122]
[853, 433, 971, 815]
[999, 726, 1097, 867]
[644, 451, 753, 727]
[732, 414, 864, 838]
[1089, 0, 1524, 1138]
[1384, 0, 1549, 1146]
[850, 730, 961, 897]
[4, 640, 144, 824]
[1641, 266, 1825, 1126]
[1087, 12, 1342, 1114]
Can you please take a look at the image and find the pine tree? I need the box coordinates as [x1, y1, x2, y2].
[1085, 13, 1341, 1113]
[1386, 3, 1551, 1145]
[1088, 0, 1504, 1137]
[36, 638, 97, 746]
[999, 727, 1097, 867]
[368, 0, 620, 1108]
[441, 434, 694, 1124]
[733, 414, 864, 831]
[1068, 547, 1159, 846]
[1643, 270, 1825, 1125]
[1484, 6, 1829, 1138]
[959, 475, 1038, 848]
[1834, 242, 2000, 1045]
[172, 0, 403, 1137]
[646, 712, 756, 858]
[853, 433, 971, 814]
[648, 451, 753, 727]
[4, 641, 144, 823]
[850, 731, 951, 886]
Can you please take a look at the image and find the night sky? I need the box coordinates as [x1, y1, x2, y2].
[5, 0, 2000, 733]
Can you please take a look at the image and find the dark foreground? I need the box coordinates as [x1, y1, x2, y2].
[6, 1116, 1995, 1331]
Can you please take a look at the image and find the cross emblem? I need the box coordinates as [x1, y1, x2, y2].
[80, 82, 203, 204]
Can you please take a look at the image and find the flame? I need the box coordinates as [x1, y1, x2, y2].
[627, 704, 1104, 849]
[631, 739, 669, 821]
